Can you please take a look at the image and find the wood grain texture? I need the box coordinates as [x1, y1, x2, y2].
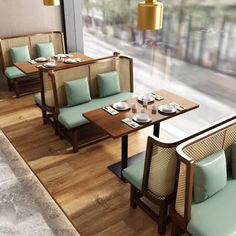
[14, 52, 93, 75]
[0, 80, 174, 236]
[84, 89, 199, 139]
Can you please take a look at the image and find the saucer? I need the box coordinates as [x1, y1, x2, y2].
[35, 57, 48, 62]
[158, 104, 177, 114]
[137, 94, 155, 103]
[43, 62, 56, 68]
[132, 113, 151, 123]
[112, 102, 130, 111]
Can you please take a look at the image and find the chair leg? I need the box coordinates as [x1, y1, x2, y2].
[171, 222, 181, 236]
[53, 117, 59, 136]
[72, 129, 78, 153]
[158, 203, 168, 235]
[130, 185, 138, 208]
[42, 110, 48, 125]
[7, 78, 13, 91]
[13, 79, 20, 98]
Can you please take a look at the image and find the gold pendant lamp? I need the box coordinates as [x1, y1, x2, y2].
[43, 0, 60, 6]
[137, 0, 163, 30]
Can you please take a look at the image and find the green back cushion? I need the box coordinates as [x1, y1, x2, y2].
[194, 149, 227, 203]
[96, 71, 121, 98]
[231, 143, 236, 179]
[36, 42, 55, 58]
[64, 77, 91, 107]
[10, 46, 31, 63]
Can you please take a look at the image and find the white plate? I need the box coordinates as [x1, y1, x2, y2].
[35, 57, 48, 62]
[132, 113, 152, 123]
[64, 58, 77, 64]
[112, 102, 130, 111]
[137, 94, 155, 103]
[43, 62, 57, 68]
[158, 104, 177, 114]
[55, 54, 68, 58]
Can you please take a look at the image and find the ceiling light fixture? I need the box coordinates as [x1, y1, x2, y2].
[137, 0, 163, 30]
[43, 0, 60, 6]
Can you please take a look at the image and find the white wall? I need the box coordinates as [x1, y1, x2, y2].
[0, 0, 63, 37]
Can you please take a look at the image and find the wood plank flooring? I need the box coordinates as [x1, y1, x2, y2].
[0, 78, 172, 236]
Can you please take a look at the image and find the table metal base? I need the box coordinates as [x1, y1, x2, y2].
[108, 151, 145, 179]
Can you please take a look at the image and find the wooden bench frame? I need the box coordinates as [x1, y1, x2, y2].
[0, 31, 65, 97]
[125, 113, 236, 235]
[39, 52, 134, 151]
[170, 113, 236, 236]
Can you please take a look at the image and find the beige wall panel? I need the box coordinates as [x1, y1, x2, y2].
[0, 0, 63, 38]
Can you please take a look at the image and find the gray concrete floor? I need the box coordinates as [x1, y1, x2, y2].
[83, 30, 236, 138]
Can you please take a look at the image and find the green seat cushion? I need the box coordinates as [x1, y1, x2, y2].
[4, 66, 26, 79]
[122, 160, 144, 190]
[10, 45, 31, 63]
[188, 178, 236, 236]
[58, 92, 134, 129]
[232, 143, 236, 179]
[97, 71, 121, 98]
[34, 93, 42, 106]
[64, 78, 91, 107]
[36, 42, 55, 58]
[194, 149, 227, 203]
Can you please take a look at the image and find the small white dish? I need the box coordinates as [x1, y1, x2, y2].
[43, 62, 57, 68]
[158, 104, 177, 114]
[35, 57, 48, 62]
[112, 102, 130, 111]
[137, 94, 155, 103]
[55, 54, 67, 58]
[133, 113, 151, 123]
[64, 58, 77, 64]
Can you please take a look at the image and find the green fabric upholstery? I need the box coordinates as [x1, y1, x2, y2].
[4, 66, 26, 79]
[36, 42, 55, 58]
[194, 150, 227, 203]
[64, 78, 91, 107]
[10, 45, 31, 63]
[188, 178, 236, 236]
[34, 93, 42, 106]
[232, 142, 236, 179]
[122, 160, 144, 190]
[97, 71, 121, 98]
[58, 92, 134, 129]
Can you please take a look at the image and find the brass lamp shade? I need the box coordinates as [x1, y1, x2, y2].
[43, 0, 60, 6]
[137, 0, 163, 30]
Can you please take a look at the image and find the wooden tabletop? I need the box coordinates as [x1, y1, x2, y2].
[83, 90, 199, 139]
[14, 52, 93, 75]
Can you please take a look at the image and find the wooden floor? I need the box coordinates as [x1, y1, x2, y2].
[0, 80, 173, 236]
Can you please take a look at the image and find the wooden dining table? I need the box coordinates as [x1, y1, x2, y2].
[14, 52, 93, 75]
[83, 89, 199, 179]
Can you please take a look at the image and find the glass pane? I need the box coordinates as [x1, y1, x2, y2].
[82, 0, 236, 136]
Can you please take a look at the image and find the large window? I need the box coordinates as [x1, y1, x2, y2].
[81, 0, 236, 135]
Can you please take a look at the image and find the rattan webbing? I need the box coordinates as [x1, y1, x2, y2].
[43, 71, 55, 107]
[175, 123, 236, 217]
[148, 145, 177, 197]
[52, 57, 132, 108]
[0, 32, 64, 67]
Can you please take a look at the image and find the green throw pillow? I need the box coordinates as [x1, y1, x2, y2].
[96, 71, 121, 98]
[36, 42, 55, 58]
[194, 149, 227, 203]
[10, 45, 31, 63]
[64, 77, 91, 107]
[231, 142, 236, 179]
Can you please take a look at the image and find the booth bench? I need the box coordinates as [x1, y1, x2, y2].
[36, 52, 134, 152]
[171, 113, 236, 236]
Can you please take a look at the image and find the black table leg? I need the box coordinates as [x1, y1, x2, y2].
[121, 135, 128, 171]
[154, 123, 160, 137]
